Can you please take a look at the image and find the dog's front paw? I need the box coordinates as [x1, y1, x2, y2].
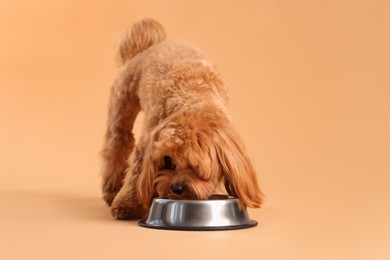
[111, 202, 148, 220]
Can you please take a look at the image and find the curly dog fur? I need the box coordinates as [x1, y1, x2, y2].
[101, 18, 263, 219]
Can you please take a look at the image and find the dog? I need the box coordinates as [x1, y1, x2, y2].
[101, 18, 263, 219]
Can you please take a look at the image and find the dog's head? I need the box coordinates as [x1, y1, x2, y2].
[136, 110, 263, 208]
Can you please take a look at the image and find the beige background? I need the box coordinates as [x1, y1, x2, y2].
[0, 0, 389, 259]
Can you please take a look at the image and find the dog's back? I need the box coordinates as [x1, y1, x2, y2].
[116, 18, 230, 123]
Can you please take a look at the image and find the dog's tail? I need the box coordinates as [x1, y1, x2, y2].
[116, 18, 166, 65]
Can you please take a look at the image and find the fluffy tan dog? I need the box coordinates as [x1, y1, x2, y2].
[101, 18, 263, 219]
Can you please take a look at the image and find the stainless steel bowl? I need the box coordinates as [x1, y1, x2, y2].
[138, 195, 258, 231]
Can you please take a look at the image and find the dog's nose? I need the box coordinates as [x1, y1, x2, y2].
[171, 184, 184, 195]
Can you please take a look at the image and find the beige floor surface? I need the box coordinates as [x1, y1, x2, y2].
[1, 1, 389, 259]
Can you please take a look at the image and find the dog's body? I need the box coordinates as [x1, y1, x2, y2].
[102, 18, 263, 219]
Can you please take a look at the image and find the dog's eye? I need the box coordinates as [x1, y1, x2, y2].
[163, 156, 175, 170]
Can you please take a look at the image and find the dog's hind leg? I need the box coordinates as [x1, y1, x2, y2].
[101, 64, 141, 206]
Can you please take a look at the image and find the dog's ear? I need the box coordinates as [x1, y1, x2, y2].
[136, 123, 178, 208]
[136, 127, 166, 208]
[213, 125, 264, 208]
[135, 141, 155, 208]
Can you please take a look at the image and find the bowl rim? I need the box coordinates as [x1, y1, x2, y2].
[153, 194, 239, 203]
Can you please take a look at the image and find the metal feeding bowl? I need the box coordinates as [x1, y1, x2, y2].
[138, 195, 258, 231]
